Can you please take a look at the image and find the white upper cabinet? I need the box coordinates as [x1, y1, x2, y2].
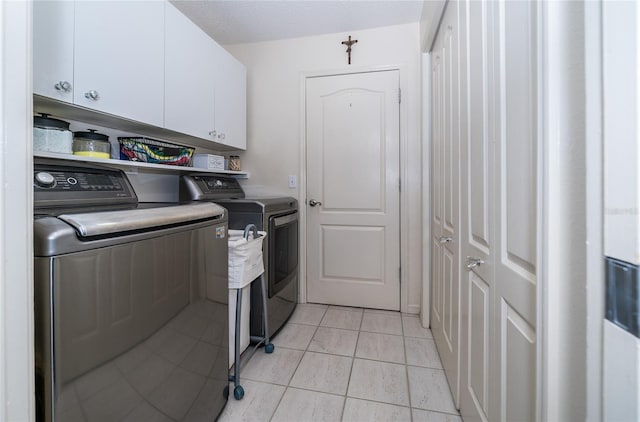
[164, 2, 216, 141]
[33, 1, 246, 150]
[73, 1, 165, 127]
[212, 43, 247, 150]
[33, 1, 75, 103]
[165, 3, 246, 149]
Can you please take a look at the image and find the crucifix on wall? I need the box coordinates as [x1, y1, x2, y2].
[341, 35, 358, 65]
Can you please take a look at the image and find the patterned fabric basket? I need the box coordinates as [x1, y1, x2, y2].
[118, 137, 194, 166]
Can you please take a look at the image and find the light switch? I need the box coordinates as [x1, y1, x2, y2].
[288, 175, 297, 189]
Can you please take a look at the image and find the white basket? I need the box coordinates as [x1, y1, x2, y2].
[228, 229, 266, 289]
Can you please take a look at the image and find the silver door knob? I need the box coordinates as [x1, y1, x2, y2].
[466, 257, 485, 270]
[54, 80, 72, 92]
[439, 236, 453, 244]
[84, 90, 99, 100]
[309, 199, 322, 207]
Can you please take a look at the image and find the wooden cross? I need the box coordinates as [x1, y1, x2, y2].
[341, 35, 358, 65]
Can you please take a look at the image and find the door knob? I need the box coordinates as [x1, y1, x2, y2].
[308, 199, 322, 207]
[439, 236, 453, 244]
[466, 257, 484, 270]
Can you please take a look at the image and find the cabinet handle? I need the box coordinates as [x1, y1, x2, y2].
[439, 236, 452, 244]
[54, 80, 72, 93]
[84, 90, 100, 100]
[466, 257, 485, 270]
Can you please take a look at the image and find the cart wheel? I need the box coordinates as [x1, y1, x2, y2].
[223, 385, 229, 399]
[265, 343, 275, 354]
[233, 385, 245, 400]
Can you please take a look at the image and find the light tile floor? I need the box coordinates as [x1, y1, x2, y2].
[219, 304, 462, 422]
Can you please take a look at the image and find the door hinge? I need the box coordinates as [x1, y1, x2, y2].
[398, 88, 402, 104]
[399, 178, 401, 192]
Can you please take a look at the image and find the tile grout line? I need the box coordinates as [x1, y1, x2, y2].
[339, 307, 366, 421]
[401, 314, 415, 422]
[238, 306, 457, 421]
[269, 305, 328, 421]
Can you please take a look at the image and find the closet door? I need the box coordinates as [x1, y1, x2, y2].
[430, 0, 462, 406]
[459, 0, 496, 420]
[491, 1, 539, 420]
[458, 1, 539, 421]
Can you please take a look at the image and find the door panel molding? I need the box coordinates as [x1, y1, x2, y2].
[469, 273, 490, 418]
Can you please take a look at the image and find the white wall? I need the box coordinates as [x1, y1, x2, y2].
[602, 1, 640, 420]
[227, 23, 423, 313]
[603, 0, 639, 265]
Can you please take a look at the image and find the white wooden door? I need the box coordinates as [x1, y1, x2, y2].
[73, 1, 165, 127]
[306, 71, 400, 310]
[459, 1, 496, 419]
[459, 1, 538, 421]
[33, 0, 74, 103]
[430, 0, 462, 406]
[490, 1, 538, 419]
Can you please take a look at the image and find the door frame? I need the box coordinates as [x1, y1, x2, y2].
[0, 1, 35, 420]
[299, 64, 411, 312]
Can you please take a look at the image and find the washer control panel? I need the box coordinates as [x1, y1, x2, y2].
[34, 170, 124, 192]
[34, 161, 137, 208]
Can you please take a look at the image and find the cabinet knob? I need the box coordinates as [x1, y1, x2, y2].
[218, 133, 226, 140]
[209, 130, 217, 137]
[84, 90, 100, 100]
[54, 80, 72, 93]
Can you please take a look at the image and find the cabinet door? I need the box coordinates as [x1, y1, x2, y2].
[212, 43, 247, 150]
[164, 2, 216, 141]
[33, 1, 75, 103]
[73, 1, 164, 127]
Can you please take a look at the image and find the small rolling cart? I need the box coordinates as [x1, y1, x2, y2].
[225, 224, 274, 401]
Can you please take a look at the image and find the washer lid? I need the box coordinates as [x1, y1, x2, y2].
[58, 202, 225, 237]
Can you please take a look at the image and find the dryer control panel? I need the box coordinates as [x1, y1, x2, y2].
[180, 175, 245, 201]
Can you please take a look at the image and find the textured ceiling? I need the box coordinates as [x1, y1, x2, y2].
[170, 0, 425, 45]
